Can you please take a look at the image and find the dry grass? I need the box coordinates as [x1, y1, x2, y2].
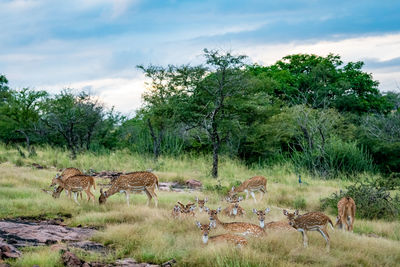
[1, 146, 400, 266]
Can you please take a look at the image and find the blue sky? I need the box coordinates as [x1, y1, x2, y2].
[1, 0, 400, 114]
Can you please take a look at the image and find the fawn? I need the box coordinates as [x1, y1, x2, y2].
[195, 197, 208, 212]
[336, 196, 356, 231]
[252, 208, 295, 231]
[283, 209, 334, 250]
[223, 196, 245, 217]
[50, 174, 96, 205]
[228, 176, 267, 203]
[178, 202, 196, 216]
[51, 167, 82, 199]
[171, 205, 181, 218]
[195, 221, 248, 247]
[99, 171, 158, 206]
[206, 207, 264, 236]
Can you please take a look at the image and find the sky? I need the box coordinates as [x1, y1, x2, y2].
[1, 0, 400, 114]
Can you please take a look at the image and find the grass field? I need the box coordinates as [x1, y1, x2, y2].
[1, 145, 400, 266]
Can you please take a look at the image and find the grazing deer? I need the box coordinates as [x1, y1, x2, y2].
[223, 197, 245, 217]
[195, 197, 208, 212]
[206, 207, 264, 236]
[178, 202, 196, 216]
[195, 221, 248, 247]
[99, 171, 158, 206]
[336, 196, 356, 231]
[52, 168, 83, 199]
[171, 205, 181, 218]
[283, 210, 334, 250]
[228, 176, 267, 203]
[50, 174, 96, 205]
[252, 208, 295, 231]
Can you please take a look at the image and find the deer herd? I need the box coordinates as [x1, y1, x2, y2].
[48, 168, 356, 251]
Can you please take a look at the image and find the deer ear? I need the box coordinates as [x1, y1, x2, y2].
[265, 208, 271, 214]
[204, 207, 209, 212]
[196, 196, 199, 202]
[100, 188, 103, 194]
[195, 221, 201, 228]
[294, 210, 299, 216]
[252, 208, 257, 214]
[217, 207, 222, 213]
[209, 221, 215, 228]
[238, 196, 243, 202]
[231, 186, 235, 192]
[204, 197, 208, 202]
[283, 210, 288, 216]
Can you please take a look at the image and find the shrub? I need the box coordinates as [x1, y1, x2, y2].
[293, 196, 307, 210]
[320, 180, 400, 220]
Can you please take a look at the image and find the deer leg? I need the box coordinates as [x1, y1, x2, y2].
[244, 189, 249, 199]
[259, 188, 265, 201]
[73, 192, 80, 205]
[125, 192, 130, 206]
[144, 188, 152, 206]
[318, 228, 330, 251]
[298, 229, 308, 247]
[250, 191, 257, 203]
[149, 187, 158, 207]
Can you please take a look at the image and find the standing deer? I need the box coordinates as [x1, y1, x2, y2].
[206, 207, 264, 236]
[195, 197, 208, 212]
[50, 174, 96, 205]
[51, 167, 82, 199]
[283, 210, 334, 251]
[223, 196, 245, 217]
[99, 171, 158, 206]
[195, 221, 248, 247]
[252, 208, 295, 231]
[336, 196, 356, 231]
[228, 176, 267, 203]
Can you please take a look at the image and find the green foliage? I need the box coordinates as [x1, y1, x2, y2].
[321, 180, 400, 220]
[293, 196, 307, 210]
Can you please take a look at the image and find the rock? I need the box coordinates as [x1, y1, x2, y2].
[0, 241, 21, 259]
[185, 179, 202, 189]
[69, 241, 107, 253]
[0, 220, 95, 248]
[62, 251, 83, 267]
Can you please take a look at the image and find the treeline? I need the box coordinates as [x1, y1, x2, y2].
[1, 49, 400, 179]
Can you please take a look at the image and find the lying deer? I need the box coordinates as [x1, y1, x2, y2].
[178, 202, 196, 216]
[50, 174, 96, 205]
[52, 167, 83, 199]
[206, 207, 264, 236]
[336, 196, 356, 231]
[195, 197, 208, 212]
[228, 176, 267, 203]
[99, 171, 158, 206]
[171, 205, 181, 218]
[283, 209, 334, 251]
[252, 208, 295, 231]
[195, 221, 248, 247]
[223, 196, 245, 217]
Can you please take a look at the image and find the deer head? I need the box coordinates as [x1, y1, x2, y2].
[99, 188, 108, 204]
[207, 207, 221, 227]
[195, 221, 214, 244]
[283, 209, 299, 226]
[252, 208, 271, 228]
[196, 197, 208, 212]
[50, 173, 61, 187]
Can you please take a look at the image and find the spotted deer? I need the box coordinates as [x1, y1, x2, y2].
[171, 205, 181, 218]
[99, 171, 158, 206]
[50, 174, 96, 205]
[177, 202, 196, 216]
[229, 176, 267, 202]
[336, 196, 356, 231]
[195, 221, 248, 247]
[283, 210, 334, 250]
[52, 168, 82, 199]
[223, 197, 245, 217]
[252, 208, 295, 231]
[195, 197, 208, 212]
[206, 207, 264, 236]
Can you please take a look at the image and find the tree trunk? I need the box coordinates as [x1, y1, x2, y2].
[16, 130, 31, 156]
[211, 121, 220, 178]
[147, 118, 161, 161]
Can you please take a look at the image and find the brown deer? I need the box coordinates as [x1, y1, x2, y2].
[171, 205, 181, 218]
[195, 221, 248, 247]
[283, 210, 334, 250]
[223, 197, 245, 217]
[206, 207, 264, 236]
[177, 202, 196, 216]
[195, 197, 208, 212]
[336, 196, 356, 231]
[52, 168, 83, 199]
[50, 174, 96, 205]
[252, 208, 295, 231]
[99, 171, 158, 206]
[228, 176, 267, 203]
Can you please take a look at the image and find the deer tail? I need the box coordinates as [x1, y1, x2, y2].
[91, 178, 96, 190]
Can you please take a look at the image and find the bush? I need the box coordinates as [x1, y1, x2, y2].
[320, 180, 400, 220]
[293, 196, 307, 210]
